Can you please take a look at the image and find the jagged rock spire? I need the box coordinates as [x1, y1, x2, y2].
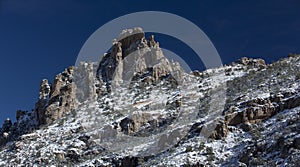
[35, 67, 77, 125]
[35, 79, 50, 125]
[96, 27, 180, 88]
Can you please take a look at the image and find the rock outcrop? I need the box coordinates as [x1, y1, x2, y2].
[35, 79, 51, 125]
[96, 27, 175, 87]
[209, 120, 228, 139]
[35, 67, 77, 125]
[233, 57, 266, 68]
[30, 27, 182, 126]
[225, 92, 300, 127]
[1, 118, 12, 133]
[0, 118, 12, 146]
[74, 62, 97, 102]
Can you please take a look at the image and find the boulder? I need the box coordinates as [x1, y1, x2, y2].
[54, 151, 65, 161]
[209, 120, 228, 139]
[14, 141, 24, 150]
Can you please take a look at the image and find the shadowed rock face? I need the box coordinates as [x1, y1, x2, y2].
[0, 118, 12, 145]
[118, 28, 145, 55]
[1, 118, 12, 133]
[35, 79, 50, 125]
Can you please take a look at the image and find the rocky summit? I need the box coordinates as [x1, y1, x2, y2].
[0, 28, 300, 167]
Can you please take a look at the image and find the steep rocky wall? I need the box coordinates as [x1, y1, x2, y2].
[96, 28, 165, 86]
[35, 67, 77, 125]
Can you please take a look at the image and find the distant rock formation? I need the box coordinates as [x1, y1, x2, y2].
[233, 57, 266, 68]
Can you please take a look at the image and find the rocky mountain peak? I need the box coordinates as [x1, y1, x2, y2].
[2, 28, 183, 129]
[96, 27, 178, 86]
[0, 28, 299, 166]
[117, 27, 146, 52]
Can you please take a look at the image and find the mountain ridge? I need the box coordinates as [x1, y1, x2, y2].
[0, 28, 299, 166]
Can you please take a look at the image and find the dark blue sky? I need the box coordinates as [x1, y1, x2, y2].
[0, 0, 299, 124]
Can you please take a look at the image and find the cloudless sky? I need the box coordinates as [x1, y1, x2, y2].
[0, 0, 299, 124]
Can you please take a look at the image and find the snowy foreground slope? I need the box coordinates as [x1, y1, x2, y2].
[0, 28, 300, 166]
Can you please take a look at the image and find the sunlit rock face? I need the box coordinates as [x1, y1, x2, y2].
[35, 67, 77, 125]
[96, 28, 172, 85]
